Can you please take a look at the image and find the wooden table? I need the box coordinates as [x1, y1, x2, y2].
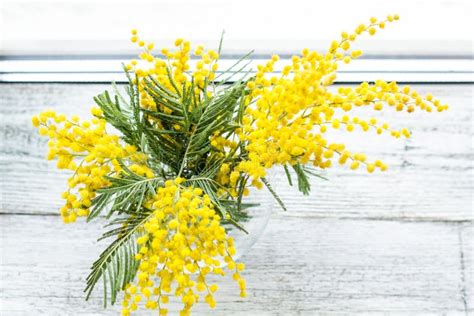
[1, 83, 472, 315]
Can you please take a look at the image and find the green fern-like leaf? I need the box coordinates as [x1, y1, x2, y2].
[84, 210, 153, 306]
[88, 161, 164, 221]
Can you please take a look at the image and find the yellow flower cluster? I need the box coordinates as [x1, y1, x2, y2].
[126, 30, 219, 112]
[32, 108, 152, 223]
[122, 178, 245, 316]
[237, 14, 448, 180]
[31, 14, 449, 315]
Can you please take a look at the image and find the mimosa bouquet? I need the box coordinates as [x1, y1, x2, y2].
[32, 14, 447, 316]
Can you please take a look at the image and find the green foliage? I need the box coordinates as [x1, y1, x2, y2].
[85, 61, 260, 305]
[282, 163, 328, 196]
[85, 210, 151, 306]
[88, 162, 164, 221]
[261, 177, 287, 212]
[85, 53, 326, 306]
[93, 74, 144, 150]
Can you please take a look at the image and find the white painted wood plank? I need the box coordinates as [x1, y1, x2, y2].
[1, 59, 472, 83]
[0, 214, 470, 315]
[4, 71, 473, 84]
[1, 84, 472, 220]
[2, 59, 472, 74]
[461, 224, 473, 312]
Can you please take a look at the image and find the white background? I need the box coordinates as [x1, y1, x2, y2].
[1, 0, 472, 57]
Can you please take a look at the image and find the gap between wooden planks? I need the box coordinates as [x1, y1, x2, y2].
[0, 214, 472, 315]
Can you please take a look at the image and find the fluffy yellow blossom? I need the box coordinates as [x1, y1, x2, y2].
[121, 182, 245, 316]
[236, 15, 448, 183]
[32, 14, 447, 316]
[32, 110, 152, 223]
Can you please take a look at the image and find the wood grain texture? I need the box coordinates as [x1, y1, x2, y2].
[460, 224, 473, 312]
[1, 84, 472, 220]
[1, 214, 472, 315]
[0, 83, 473, 315]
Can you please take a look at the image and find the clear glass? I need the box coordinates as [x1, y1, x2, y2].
[227, 169, 276, 260]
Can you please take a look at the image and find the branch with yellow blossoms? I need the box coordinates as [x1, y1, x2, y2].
[32, 14, 447, 316]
